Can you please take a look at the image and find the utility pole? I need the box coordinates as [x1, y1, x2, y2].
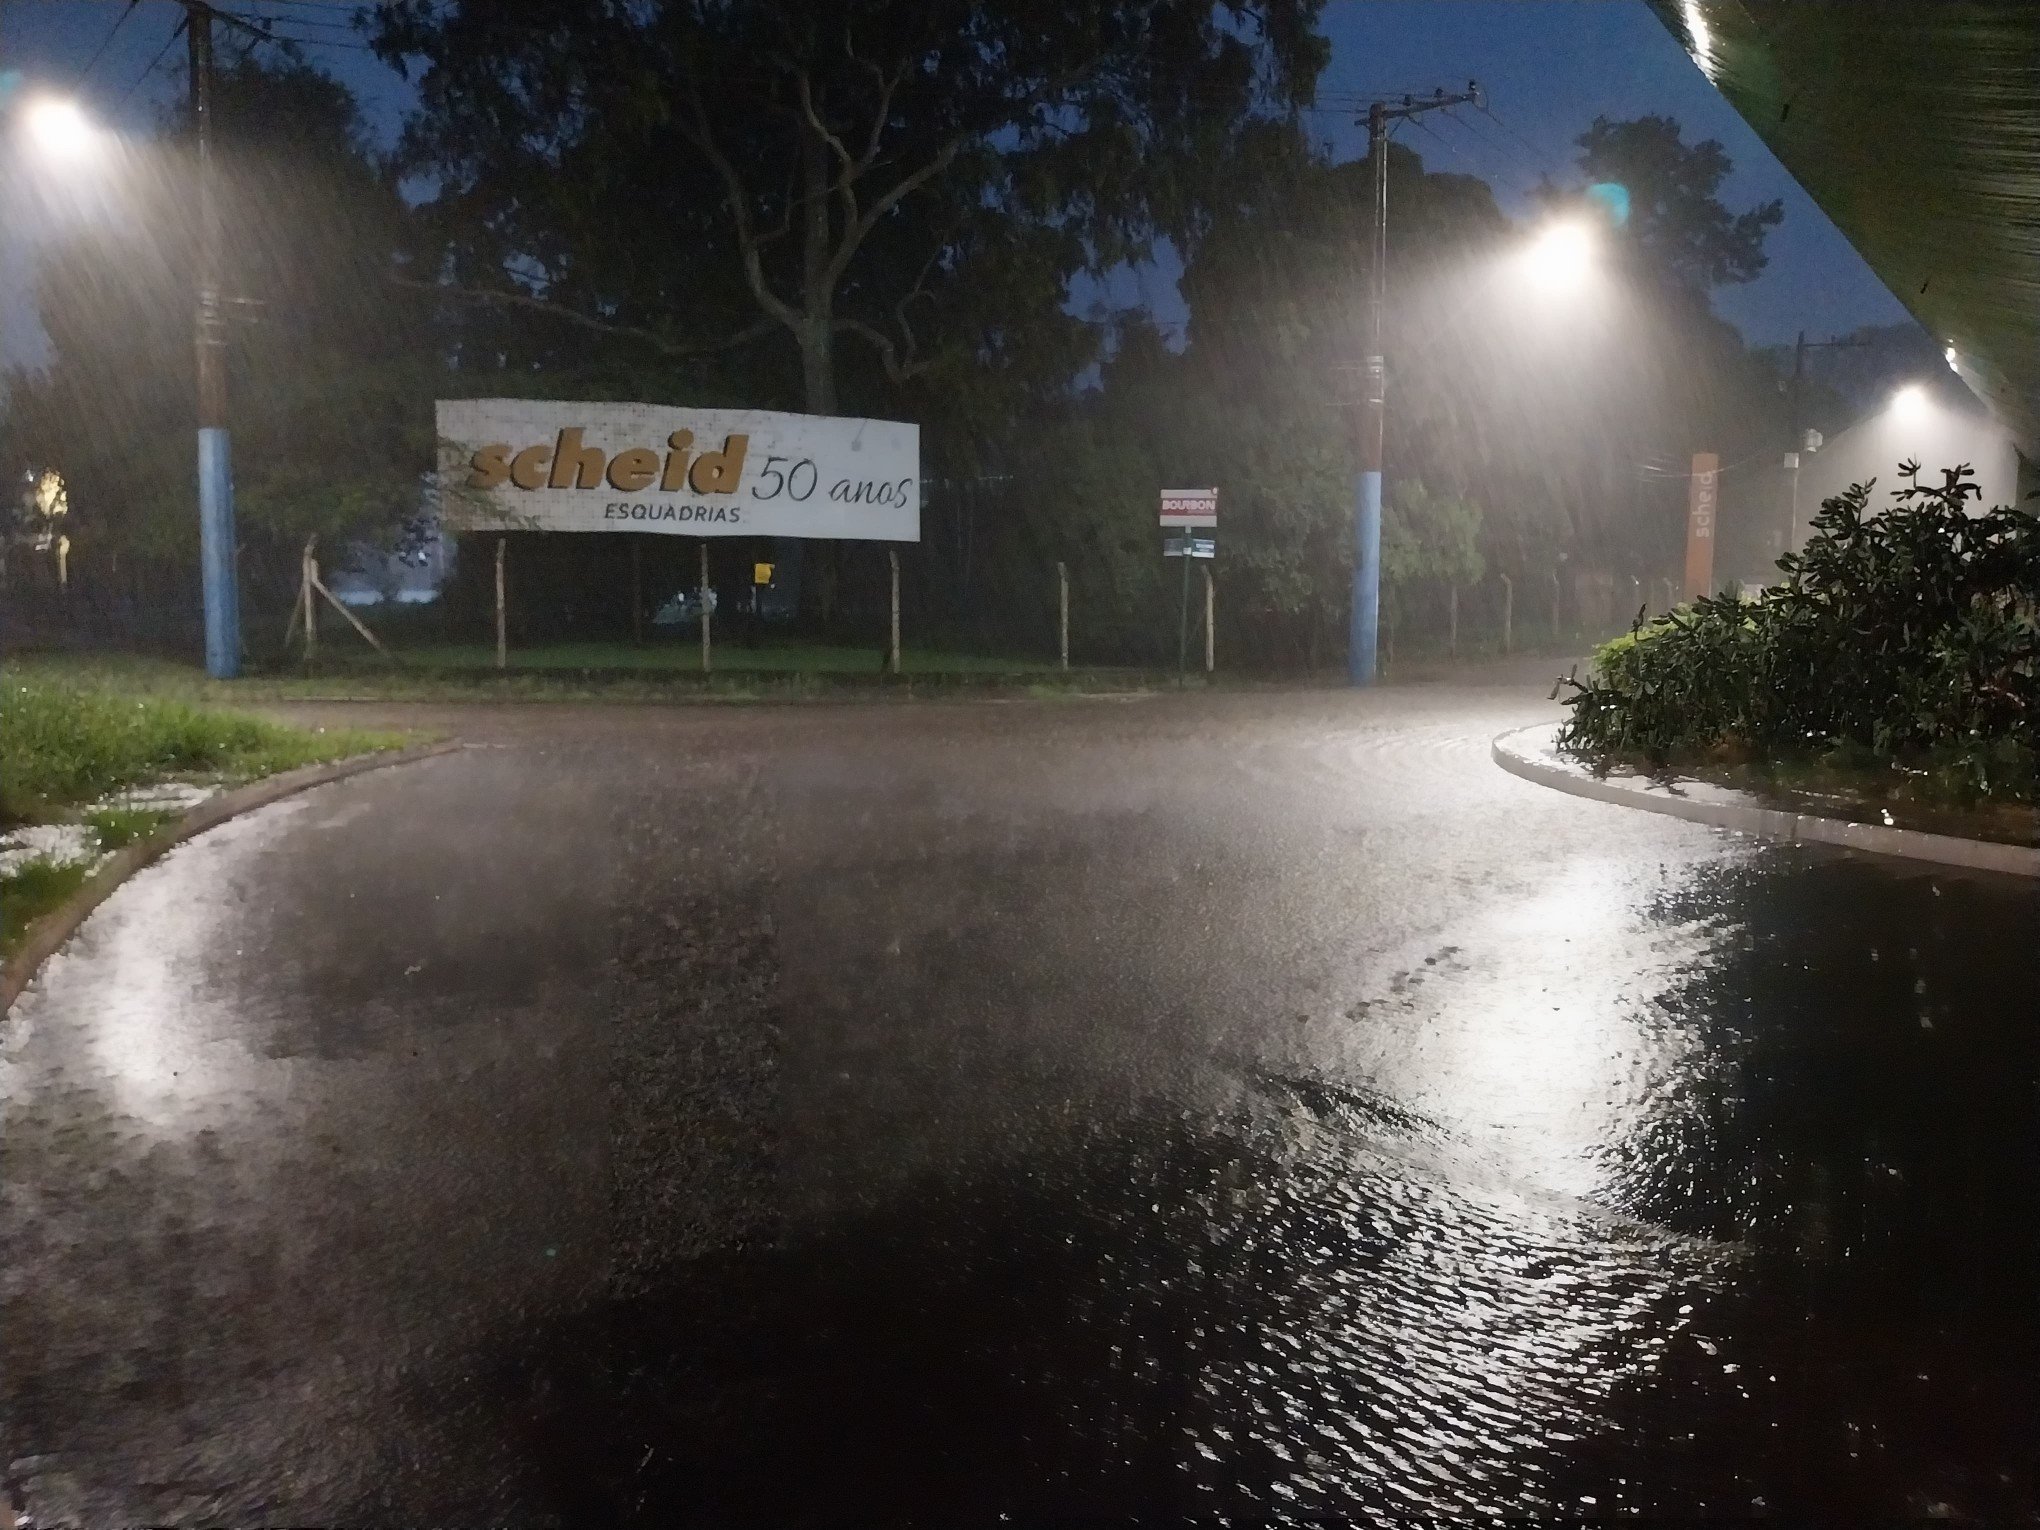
[1351, 83, 1481, 686]
[1781, 328, 1867, 558]
[186, 1, 238, 678]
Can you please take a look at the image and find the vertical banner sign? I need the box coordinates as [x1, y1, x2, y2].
[1684, 452, 1719, 601]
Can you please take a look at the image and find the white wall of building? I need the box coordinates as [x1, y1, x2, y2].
[1794, 389, 2020, 541]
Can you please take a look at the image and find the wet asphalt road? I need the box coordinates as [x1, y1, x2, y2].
[5, 685, 2040, 1525]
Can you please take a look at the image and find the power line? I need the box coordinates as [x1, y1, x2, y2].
[1439, 107, 1552, 191]
[211, 7, 378, 51]
[114, 14, 187, 108]
[229, 9, 366, 34]
[1478, 103, 1576, 179]
[1403, 111, 1482, 176]
[1634, 450, 1771, 479]
[76, 0, 141, 83]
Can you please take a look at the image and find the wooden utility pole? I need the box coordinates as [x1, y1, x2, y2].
[1350, 82, 1481, 688]
[1782, 329, 1868, 556]
[1202, 565, 1214, 673]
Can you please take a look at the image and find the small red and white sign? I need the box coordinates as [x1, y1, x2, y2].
[1160, 487, 1218, 528]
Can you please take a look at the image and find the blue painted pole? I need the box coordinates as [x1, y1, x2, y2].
[1349, 468, 1380, 685]
[1351, 101, 1390, 688]
[189, 6, 238, 678]
[198, 427, 238, 678]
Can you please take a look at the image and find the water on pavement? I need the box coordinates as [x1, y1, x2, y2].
[2, 690, 2035, 1524]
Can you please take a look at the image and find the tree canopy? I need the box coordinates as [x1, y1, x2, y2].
[3, 8, 1804, 669]
[1573, 113, 1783, 296]
[372, 0, 1329, 419]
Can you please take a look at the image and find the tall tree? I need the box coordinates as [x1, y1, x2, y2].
[372, 0, 1328, 416]
[1573, 113, 1783, 296]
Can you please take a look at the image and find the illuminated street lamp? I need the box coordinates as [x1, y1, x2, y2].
[1521, 217, 1597, 292]
[21, 95, 102, 163]
[1890, 382, 1930, 420]
[12, 57, 242, 679]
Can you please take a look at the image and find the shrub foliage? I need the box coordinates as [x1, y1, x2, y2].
[1558, 463, 2040, 798]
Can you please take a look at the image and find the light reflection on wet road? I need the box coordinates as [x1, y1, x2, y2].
[3, 689, 2036, 1524]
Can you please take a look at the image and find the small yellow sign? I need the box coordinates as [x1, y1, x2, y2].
[753, 561, 775, 585]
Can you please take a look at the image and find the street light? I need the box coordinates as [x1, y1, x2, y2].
[12, 51, 241, 680]
[21, 95, 101, 162]
[1521, 218, 1597, 292]
[1891, 382, 1930, 421]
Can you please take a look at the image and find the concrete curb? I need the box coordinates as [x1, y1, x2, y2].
[1, 740, 462, 1014]
[1493, 724, 2040, 879]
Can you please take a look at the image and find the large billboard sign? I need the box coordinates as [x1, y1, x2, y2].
[436, 399, 919, 542]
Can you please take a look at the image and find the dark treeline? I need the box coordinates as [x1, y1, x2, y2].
[5, 2, 1798, 667]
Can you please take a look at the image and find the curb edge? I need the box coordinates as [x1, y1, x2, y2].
[1492, 724, 2040, 880]
[1, 739, 462, 1014]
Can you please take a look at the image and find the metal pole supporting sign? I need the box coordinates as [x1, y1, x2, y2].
[1160, 487, 1218, 675]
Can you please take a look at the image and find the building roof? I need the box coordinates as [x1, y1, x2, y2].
[1646, 1, 2040, 458]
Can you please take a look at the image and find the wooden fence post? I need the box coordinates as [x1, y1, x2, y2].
[494, 536, 507, 670]
[700, 540, 712, 675]
[302, 535, 318, 664]
[1057, 560, 1069, 671]
[888, 548, 901, 676]
[631, 538, 644, 645]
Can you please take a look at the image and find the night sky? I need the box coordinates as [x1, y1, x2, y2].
[0, 0, 1916, 370]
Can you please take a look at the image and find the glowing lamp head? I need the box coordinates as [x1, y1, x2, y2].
[1890, 383, 1929, 420]
[1523, 218, 1595, 292]
[23, 96, 99, 162]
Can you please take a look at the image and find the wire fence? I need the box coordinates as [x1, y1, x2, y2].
[2, 478, 1713, 677]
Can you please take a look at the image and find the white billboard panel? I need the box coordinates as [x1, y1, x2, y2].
[1159, 488, 1218, 528]
[436, 398, 919, 542]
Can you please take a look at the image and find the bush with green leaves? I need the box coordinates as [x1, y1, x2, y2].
[1558, 462, 2040, 798]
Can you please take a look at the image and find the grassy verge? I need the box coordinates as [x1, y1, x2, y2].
[1, 669, 404, 825]
[0, 647, 1178, 704]
[1, 666, 407, 955]
[0, 859, 92, 956]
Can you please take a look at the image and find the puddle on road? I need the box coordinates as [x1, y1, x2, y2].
[518, 849, 2040, 1525]
[521, 1088, 1728, 1523]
